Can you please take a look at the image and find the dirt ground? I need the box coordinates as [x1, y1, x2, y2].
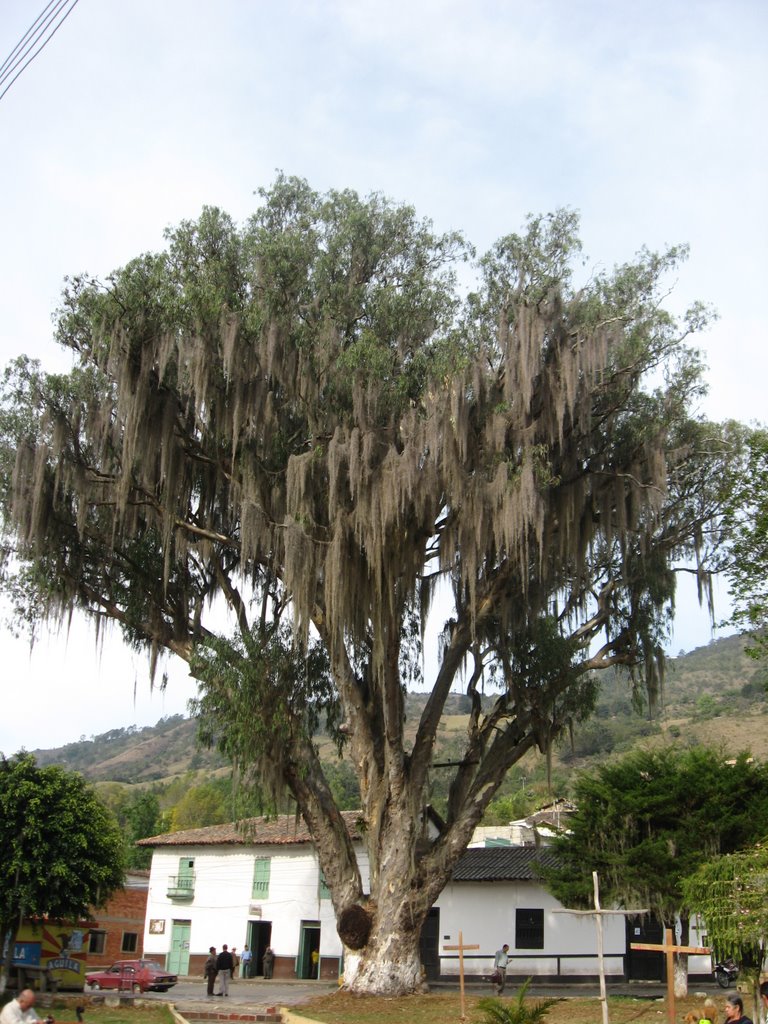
[296, 989, 745, 1024]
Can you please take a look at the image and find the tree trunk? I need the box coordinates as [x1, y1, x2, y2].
[0, 921, 18, 994]
[333, 794, 451, 995]
[342, 910, 426, 996]
[674, 916, 691, 998]
[673, 954, 688, 999]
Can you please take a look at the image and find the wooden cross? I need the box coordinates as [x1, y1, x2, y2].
[443, 930, 480, 1022]
[631, 926, 710, 1024]
[554, 871, 648, 1024]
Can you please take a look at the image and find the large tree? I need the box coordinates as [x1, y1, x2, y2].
[0, 753, 125, 990]
[682, 838, 768, 1016]
[543, 747, 768, 995]
[0, 176, 731, 994]
[722, 426, 768, 659]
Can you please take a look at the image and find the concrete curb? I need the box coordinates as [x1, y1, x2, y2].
[279, 1009, 325, 1024]
[169, 1004, 282, 1023]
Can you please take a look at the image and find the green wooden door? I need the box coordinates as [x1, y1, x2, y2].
[167, 920, 191, 975]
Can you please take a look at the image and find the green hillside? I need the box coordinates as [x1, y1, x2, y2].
[31, 632, 767, 821]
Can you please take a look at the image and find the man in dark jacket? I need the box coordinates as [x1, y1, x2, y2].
[203, 947, 217, 997]
[216, 944, 235, 996]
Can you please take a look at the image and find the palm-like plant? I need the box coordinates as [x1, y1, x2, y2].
[476, 978, 561, 1024]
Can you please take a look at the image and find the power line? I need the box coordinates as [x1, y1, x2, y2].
[0, 0, 62, 80]
[0, 0, 78, 88]
[0, 0, 81, 103]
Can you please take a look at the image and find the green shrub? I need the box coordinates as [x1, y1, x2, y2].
[475, 978, 560, 1023]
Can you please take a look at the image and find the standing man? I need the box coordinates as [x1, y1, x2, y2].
[0, 990, 43, 1024]
[239, 944, 253, 978]
[263, 946, 275, 980]
[216, 943, 235, 996]
[493, 943, 510, 996]
[203, 946, 218, 997]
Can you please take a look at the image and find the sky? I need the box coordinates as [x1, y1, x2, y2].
[0, 0, 765, 754]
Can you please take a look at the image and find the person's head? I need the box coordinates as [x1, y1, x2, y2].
[209, 946, 216, 954]
[502, 943, 509, 952]
[222, 944, 228, 951]
[18, 991, 36, 1011]
[760, 980, 768, 1005]
[724, 993, 744, 1019]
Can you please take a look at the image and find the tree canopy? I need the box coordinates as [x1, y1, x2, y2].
[722, 426, 768, 659]
[682, 837, 768, 995]
[0, 175, 732, 994]
[543, 747, 768, 943]
[0, 753, 125, 986]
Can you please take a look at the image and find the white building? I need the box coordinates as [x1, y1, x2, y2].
[139, 812, 367, 981]
[436, 846, 626, 980]
[138, 811, 710, 985]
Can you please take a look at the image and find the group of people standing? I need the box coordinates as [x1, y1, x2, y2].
[204, 943, 275, 994]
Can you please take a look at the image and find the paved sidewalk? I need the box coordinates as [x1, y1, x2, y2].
[141, 977, 337, 1013]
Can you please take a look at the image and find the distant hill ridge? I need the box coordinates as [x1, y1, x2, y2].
[32, 633, 768, 787]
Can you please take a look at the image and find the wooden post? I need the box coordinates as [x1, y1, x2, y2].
[443, 930, 480, 1022]
[554, 871, 649, 1024]
[630, 927, 710, 1024]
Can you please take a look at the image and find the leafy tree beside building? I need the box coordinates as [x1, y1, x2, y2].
[543, 747, 768, 995]
[0, 753, 124, 990]
[722, 426, 768, 660]
[0, 176, 733, 994]
[683, 837, 768, 1016]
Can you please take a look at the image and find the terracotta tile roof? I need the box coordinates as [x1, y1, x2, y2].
[451, 845, 560, 882]
[137, 810, 364, 848]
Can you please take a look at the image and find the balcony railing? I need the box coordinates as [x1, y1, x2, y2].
[166, 874, 195, 899]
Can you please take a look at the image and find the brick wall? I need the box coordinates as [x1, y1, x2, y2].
[88, 878, 149, 968]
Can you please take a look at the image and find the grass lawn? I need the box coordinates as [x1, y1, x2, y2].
[9, 1004, 176, 1024]
[295, 990, 738, 1024]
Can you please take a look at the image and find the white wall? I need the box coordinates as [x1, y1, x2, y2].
[143, 843, 369, 962]
[435, 880, 627, 979]
[144, 844, 712, 982]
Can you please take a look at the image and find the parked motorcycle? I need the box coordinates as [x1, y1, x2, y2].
[713, 957, 739, 988]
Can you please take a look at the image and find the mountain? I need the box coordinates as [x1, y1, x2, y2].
[33, 715, 224, 782]
[31, 633, 768, 792]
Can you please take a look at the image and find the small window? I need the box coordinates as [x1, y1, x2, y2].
[88, 930, 106, 955]
[516, 908, 544, 949]
[121, 932, 139, 954]
[252, 857, 271, 898]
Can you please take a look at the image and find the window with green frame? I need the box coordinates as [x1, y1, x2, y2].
[252, 857, 271, 898]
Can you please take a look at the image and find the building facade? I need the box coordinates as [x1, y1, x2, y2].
[139, 813, 368, 981]
[87, 870, 150, 967]
[138, 814, 711, 985]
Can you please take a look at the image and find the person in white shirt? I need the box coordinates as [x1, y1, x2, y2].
[493, 943, 510, 995]
[239, 944, 252, 978]
[0, 989, 48, 1024]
